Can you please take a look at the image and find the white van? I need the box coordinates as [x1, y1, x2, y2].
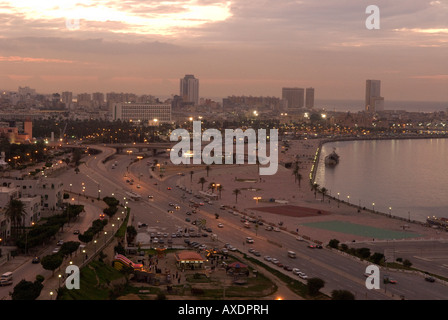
[287, 251, 297, 259]
[0, 272, 13, 286]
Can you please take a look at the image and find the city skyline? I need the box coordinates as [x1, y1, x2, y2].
[0, 1, 447, 104]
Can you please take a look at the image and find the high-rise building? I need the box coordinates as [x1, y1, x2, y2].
[61, 91, 73, 105]
[365, 80, 384, 112]
[180, 74, 199, 106]
[282, 87, 304, 109]
[305, 88, 315, 109]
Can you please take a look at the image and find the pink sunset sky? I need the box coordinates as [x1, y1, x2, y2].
[0, 0, 447, 102]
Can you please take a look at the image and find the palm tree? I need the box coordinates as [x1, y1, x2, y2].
[233, 189, 241, 203]
[292, 166, 299, 183]
[321, 187, 328, 202]
[208, 182, 216, 193]
[312, 183, 319, 199]
[297, 173, 303, 188]
[217, 185, 223, 199]
[5, 199, 27, 242]
[198, 177, 207, 191]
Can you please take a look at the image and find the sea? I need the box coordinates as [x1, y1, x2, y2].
[315, 99, 448, 113]
[314, 138, 448, 223]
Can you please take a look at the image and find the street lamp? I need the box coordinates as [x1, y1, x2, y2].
[372, 202, 375, 212]
[50, 291, 54, 300]
[337, 193, 340, 207]
[389, 207, 392, 217]
[347, 195, 350, 204]
[253, 196, 261, 205]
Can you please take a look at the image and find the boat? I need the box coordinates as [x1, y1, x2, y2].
[325, 149, 340, 166]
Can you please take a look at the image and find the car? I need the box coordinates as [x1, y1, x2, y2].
[425, 276, 436, 283]
[73, 230, 80, 235]
[32, 256, 40, 264]
[153, 238, 159, 243]
[316, 245, 323, 249]
[248, 248, 255, 253]
[148, 195, 154, 199]
[218, 223, 224, 228]
[169, 203, 175, 206]
[175, 206, 181, 210]
[273, 227, 280, 232]
[137, 184, 141, 188]
[296, 236, 305, 241]
[202, 233, 208, 237]
[383, 275, 397, 284]
[167, 210, 174, 213]
[167, 187, 172, 190]
[253, 251, 261, 256]
[271, 258, 279, 264]
[265, 226, 273, 231]
[158, 239, 165, 244]
[171, 233, 177, 238]
[199, 244, 207, 250]
[283, 265, 293, 271]
[264, 256, 272, 262]
[246, 237, 254, 244]
[299, 273, 308, 279]
[57, 240, 64, 246]
[308, 245, 316, 249]
[52, 247, 60, 253]
[292, 268, 301, 275]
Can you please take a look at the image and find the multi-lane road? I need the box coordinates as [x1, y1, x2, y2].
[3, 144, 448, 300]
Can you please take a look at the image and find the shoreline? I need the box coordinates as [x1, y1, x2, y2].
[309, 134, 448, 227]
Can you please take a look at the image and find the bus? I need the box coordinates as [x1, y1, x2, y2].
[126, 191, 142, 201]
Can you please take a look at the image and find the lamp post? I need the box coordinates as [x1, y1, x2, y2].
[389, 207, 392, 217]
[372, 202, 375, 212]
[337, 193, 340, 207]
[347, 195, 350, 204]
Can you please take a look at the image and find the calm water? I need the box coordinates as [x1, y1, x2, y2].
[314, 138, 448, 223]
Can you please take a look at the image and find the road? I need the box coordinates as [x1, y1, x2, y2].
[4, 144, 448, 300]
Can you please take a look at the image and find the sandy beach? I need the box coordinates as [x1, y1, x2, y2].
[173, 138, 448, 245]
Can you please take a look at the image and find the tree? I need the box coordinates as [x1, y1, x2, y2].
[190, 170, 194, 182]
[4, 199, 27, 242]
[370, 252, 385, 265]
[126, 226, 137, 244]
[311, 183, 319, 199]
[232, 189, 241, 203]
[307, 277, 325, 296]
[198, 177, 207, 191]
[297, 173, 302, 188]
[356, 247, 371, 259]
[403, 259, 413, 268]
[205, 165, 211, 177]
[217, 184, 223, 199]
[331, 290, 355, 300]
[11, 279, 43, 300]
[41, 253, 63, 276]
[320, 187, 328, 202]
[328, 239, 340, 249]
[59, 241, 80, 258]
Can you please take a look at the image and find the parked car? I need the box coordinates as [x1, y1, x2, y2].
[425, 276, 436, 283]
[245, 237, 254, 244]
[32, 256, 40, 264]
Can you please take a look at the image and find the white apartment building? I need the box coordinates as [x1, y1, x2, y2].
[111, 102, 172, 123]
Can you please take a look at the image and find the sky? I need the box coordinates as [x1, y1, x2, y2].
[0, 0, 447, 103]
